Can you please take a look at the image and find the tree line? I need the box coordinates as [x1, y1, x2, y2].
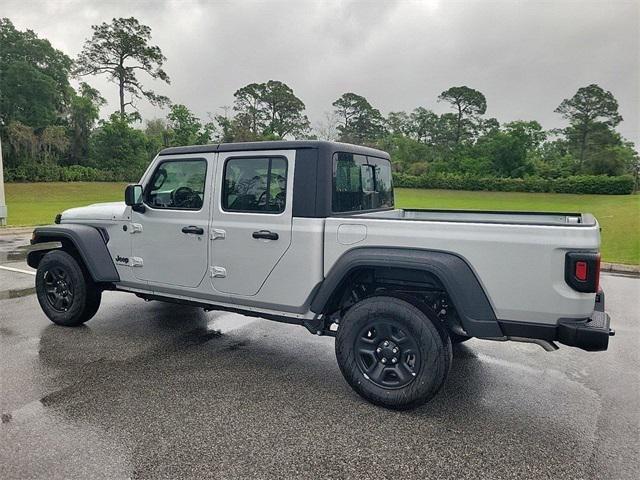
[1, 17, 637, 190]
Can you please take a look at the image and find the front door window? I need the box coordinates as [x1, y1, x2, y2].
[145, 159, 207, 210]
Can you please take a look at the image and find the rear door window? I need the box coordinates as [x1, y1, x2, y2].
[222, 157, 287, 214]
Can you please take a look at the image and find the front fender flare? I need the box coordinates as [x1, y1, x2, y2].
[27, 224, 120, 283]
[310, 247, 502, 338]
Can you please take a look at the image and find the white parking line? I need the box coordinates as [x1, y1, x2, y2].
[0, 265, 36, 276]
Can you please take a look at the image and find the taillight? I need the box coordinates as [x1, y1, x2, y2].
[575, 261, 587, 281]
[565, 252, 600, 293]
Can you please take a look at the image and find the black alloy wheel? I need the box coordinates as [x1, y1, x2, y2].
[36, 250, 102, 327]
[335, 296, 452, 410]
[354, 319, 421, 389]
[43, 266, 75, 312]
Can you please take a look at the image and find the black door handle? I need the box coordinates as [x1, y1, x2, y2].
[182, 226, 204, 235]
[252, 230, 279, 240]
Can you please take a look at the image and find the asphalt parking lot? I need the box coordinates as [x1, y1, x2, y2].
[1, 233, 639, 479]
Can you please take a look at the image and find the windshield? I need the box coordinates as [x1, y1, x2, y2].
[332, 152, 394, 213]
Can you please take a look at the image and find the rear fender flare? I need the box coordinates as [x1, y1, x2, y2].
[310, 247, 502, 338]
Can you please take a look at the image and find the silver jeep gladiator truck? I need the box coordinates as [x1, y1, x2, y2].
[28, 140, 613, 409]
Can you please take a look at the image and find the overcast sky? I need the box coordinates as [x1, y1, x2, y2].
[6, 0, 639, 144]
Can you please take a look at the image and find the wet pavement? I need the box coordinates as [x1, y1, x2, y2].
[1, 234, 639, 479]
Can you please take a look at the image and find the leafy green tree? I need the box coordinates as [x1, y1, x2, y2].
[438, 86, 487, 144]
[40, 126, 69, 162]
[478, 130, 530, 177]
[89, 113, 150, 179]
[144, 117, 173, 158]
[534, 140, 576, 178]
[432, 113, 460, 149]
[474, 123, 546, 178]
[233, 83, 266, 136]
[213, 115, 239, 143]
[386, 111, 412, 136]
[232, 80, 309, 139]
[376, 135, 434, 174]
[587, 143, 637, 176]
[5, 121, 69, 167]
[578, 127, 638, 176]
[74, 17, 170, 118]
[332, 93, 386, 144]
[0, 18, 73, 128]
[475, 117, 500, 138]
[503, 120, 546, 150]
[555, 84, 622, 168]
[409, 107, 439, 144]
[166, 104, 214, 146]
[67, 83, 105, 165]
[260, 80, 310, 138]
[5, 121, 38, 167]
[145, 118, 171, 154]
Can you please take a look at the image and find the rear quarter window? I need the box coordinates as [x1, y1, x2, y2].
[332, 152, 394, 213]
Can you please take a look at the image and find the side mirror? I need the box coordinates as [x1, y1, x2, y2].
[125, 184, 145, 213]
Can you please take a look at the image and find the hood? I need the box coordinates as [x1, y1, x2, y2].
[61, 202, 128, 222]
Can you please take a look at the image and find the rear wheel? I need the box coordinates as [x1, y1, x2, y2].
[36, 250, 101, 327]
[335, 296, 452, 410]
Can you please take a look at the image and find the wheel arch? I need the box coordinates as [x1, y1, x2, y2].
[27, 224, 120, 283]
[310, 247, 502, 338]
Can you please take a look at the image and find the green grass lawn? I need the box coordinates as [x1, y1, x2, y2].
[2, 183, 638, 264]
[4, 182, 126, 227]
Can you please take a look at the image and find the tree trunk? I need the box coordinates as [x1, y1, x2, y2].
[579, 129, 588, 170]
[119, 78, 125, 119]
[455, 104, 462, 144]
[118, 58, 125, 119]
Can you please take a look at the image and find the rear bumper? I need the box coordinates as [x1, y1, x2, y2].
[557, 291, 613, 351]
[498, 290, 614, 352]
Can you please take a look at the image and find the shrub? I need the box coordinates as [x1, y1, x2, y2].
[4, 163, 143, 183]
[393, 173, 635, 195]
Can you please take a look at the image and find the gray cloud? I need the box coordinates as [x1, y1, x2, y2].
[6, 0, 639, 144]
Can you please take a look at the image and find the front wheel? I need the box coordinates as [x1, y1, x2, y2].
[36, 250, 102, 327]
[335, 296, 452, 410]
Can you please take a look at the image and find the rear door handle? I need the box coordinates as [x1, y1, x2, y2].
[252, 230, 279, 240]
[182, 225, 204, 235]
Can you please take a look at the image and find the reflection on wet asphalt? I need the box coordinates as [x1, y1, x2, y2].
[0, 236, 639, 479]
[0, 286, 36, 300]
[0, 235, 36, 297]
[0, 238, 29, 263]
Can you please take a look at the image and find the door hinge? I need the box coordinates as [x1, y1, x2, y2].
[210, 266, 227, 278]
[129, 223, 143, 234]
[210, 229, 226, 240]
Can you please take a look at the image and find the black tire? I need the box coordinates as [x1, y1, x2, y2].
[450, 332, 472, 344]
[335, 296, 452, 410]
[35, 250, 102, 327]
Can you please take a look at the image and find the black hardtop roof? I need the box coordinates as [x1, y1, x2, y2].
[158, 140, 389, 159]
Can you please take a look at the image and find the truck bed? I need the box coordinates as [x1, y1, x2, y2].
[324, 207, 601, 326]
[358, 208, 595, 227]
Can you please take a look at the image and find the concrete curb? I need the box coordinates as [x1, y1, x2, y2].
[0, 227, 36, 236]
[601, 262, 640, 277]
[1, 225, 638, 276]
